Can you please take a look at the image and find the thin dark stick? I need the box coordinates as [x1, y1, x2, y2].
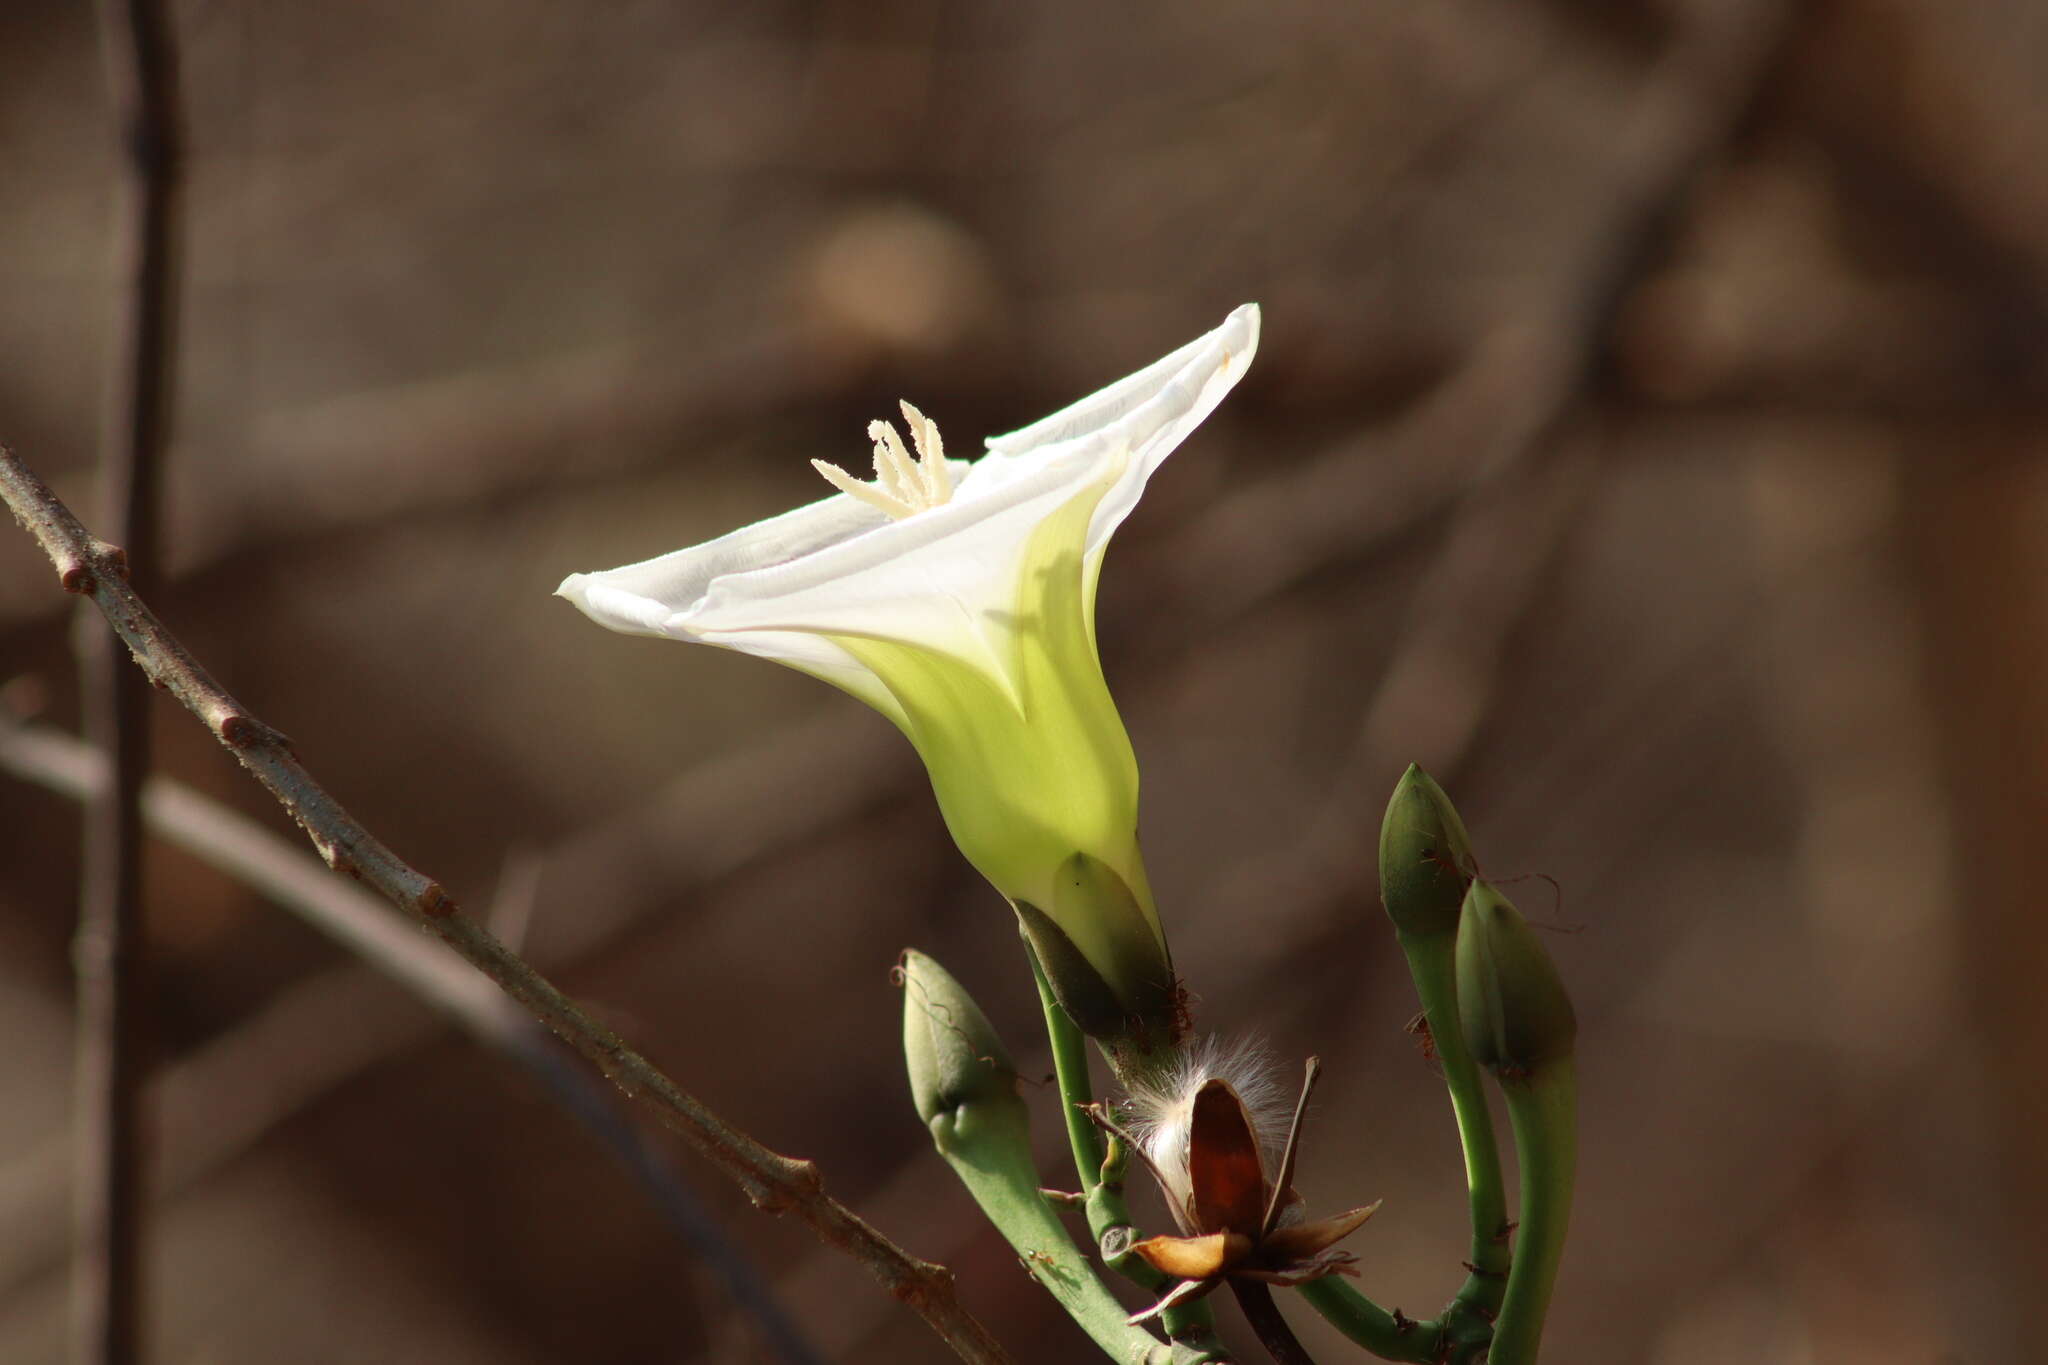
[1230, 1282, 1317, 1365]
[0, 446, 1014, 1365]
[75, 2, 180, 1362]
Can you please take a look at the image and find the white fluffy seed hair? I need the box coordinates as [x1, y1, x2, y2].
[1121, 1035, 1293, 1217]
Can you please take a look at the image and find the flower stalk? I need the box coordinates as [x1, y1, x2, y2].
[1375, 768, 1511, 1331]
[1454, 880, 1579, 1365]
[1490, 1059, 1577, 1365]
[1026, 947, 1225, 1353]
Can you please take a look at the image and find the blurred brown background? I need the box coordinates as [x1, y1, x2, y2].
[2, 0, 2043, 1360]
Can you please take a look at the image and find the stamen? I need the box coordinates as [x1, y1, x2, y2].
[815, 405, 958, 520]
[867, 419, 922, 501]
[810, 458, 915, 518]
[900, 401, 952, 504]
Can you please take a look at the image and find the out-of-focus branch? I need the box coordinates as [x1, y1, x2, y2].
[76, 2, 181, 1361]
[0, 716, 829, 1365]
[0, 445, 1014, 1365]
[0, 710, 907, 1303]
[1179, 0, 1797, 988]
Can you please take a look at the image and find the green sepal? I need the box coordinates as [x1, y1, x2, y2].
[1015, 865, 1176, 1053]
[1050, 852, 1177, 1042]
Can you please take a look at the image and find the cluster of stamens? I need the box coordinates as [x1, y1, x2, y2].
[811, 401, 955, 520]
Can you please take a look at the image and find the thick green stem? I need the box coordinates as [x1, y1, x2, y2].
[1489, 1060, 1577, 1365]
[1027, 944, 1224, 1350]
[1397, 930, 1512, 1309]
[928, 1099, 1224, 1364]
[1294, 1280, 1441, 1362]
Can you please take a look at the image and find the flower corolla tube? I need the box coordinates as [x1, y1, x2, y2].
[558, 304, 1260, 1049]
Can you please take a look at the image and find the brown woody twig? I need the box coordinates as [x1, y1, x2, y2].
[0, 442, 1015, 1365]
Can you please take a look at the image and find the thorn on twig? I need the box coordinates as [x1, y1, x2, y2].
[891, 1261, 953, 1309]
[210, 708, 275, 749]
[775, 1155, 824, 1198]
[1391, 1307, 1415, 1334]
[60, 540, 131, 594]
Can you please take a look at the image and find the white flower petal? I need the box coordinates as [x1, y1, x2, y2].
[687, 446, 1102, 684]
[981, 302, 1259, 557]
[556, 491, 890, 638]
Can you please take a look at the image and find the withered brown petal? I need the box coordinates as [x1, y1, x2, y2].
[1259, 1201, 1382, 1261]
[1130, 1230, 1252, 1281]
[1188, 1079, 1269, 1233]
[1235, 1252, 1359, 1287]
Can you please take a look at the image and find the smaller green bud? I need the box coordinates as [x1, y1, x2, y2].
[900, 949, 1021, 1130]
[1455, 881, 1577, 1074]
[1380, 764, 1477, 938]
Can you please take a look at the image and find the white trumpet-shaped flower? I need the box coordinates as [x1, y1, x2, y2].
[558, 304, 1259, 1048]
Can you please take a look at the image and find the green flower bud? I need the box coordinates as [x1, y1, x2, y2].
[1379, 763, 1477, 939]
[1455, 881, 1577, 1074]
[900, 949, 1021, 1130]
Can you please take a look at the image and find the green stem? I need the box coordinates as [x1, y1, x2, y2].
[1027, 944, 1224, 1351]
[1293, 1280, 1441, 1362]
[1398, 930, 1512, 1309]
[1031, 946, 1108, 1194]
[1299, 931, 1507, 1361]
[929, 1097, 1225, 1364]
[1489, 1059, 1577, 1365]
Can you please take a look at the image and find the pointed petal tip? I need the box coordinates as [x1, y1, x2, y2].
[1221, 302, 1261, 362]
